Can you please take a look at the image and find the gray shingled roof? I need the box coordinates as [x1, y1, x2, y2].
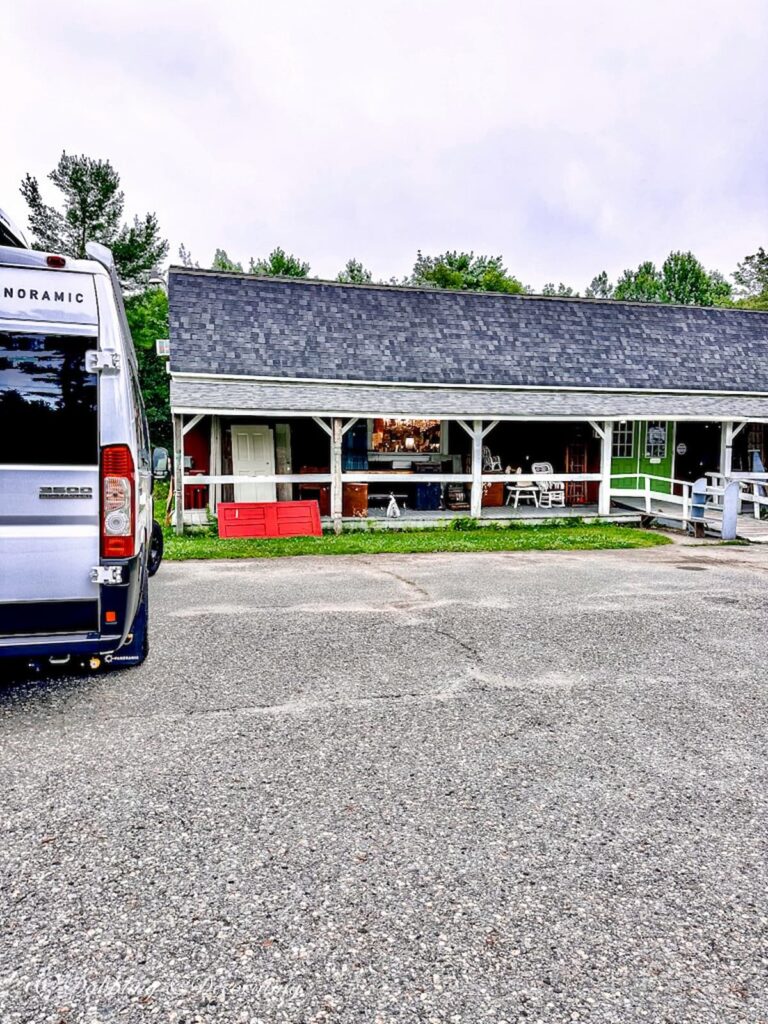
[169, 268, 768, 393]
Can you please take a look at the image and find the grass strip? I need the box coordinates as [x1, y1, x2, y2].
[163, 522, 670, 560]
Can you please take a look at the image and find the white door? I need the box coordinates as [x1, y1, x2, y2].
[231, 425, 276, 502]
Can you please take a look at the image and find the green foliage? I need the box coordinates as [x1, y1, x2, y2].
[661, 251, 730, 305]
[124, 288, 171, 448]
[614, 260, 664, 302]
[735, 291, 768, 311]
[542, 282, 577, 297]
[612, 251, 731, 306]
[733, 247, 768, 307]
[20, 152, 168, 291]
[409, 250, 525, 294]
[336, 258, 373, 284]
[249, 246, 310, 277]
[211, 248, 243, 272]
[585, 271, 614, 299]
[449, 516, 481, 531]
[177, 243, 198, 268]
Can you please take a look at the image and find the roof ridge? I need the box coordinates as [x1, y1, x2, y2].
[167, 264, 768, 315]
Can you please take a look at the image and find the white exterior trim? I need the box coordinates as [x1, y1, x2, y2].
[170, 369, 768, 400]
[171, 406, 768, 424]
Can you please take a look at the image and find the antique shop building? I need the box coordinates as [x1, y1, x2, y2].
[167, 269, 768, 532]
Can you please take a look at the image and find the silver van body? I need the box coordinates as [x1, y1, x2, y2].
[0, 242, 153, 669]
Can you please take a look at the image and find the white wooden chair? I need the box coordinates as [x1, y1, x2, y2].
[505, 468, 540, 508]
[482, 446, 502, 472]
[532, 462, 565, 508]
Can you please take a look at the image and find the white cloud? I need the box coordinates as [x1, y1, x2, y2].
[3, 0, 767, 289]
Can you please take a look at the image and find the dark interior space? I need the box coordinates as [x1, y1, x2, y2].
[674, 422, 722, 482]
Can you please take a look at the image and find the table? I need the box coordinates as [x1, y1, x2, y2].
[505, 485, 540, 508]
[369, 492, 408, 504]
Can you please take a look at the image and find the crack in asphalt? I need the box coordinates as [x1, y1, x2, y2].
[366, 562, 432, 600]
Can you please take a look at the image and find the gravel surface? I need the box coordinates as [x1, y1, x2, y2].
[1, 542, 767, 1024]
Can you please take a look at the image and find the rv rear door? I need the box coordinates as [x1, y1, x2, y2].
[0, 266, 100, 638]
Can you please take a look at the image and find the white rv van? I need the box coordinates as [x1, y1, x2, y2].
[0, 228, 163, 673]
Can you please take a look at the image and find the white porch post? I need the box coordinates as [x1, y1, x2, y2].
[209, 415, 221, 516]
[330, 416, 343, 534]
[721, 421, 734, 480]
[470, 418, 483, 519]
[173, 412, 185, 535]
[599, 420, 613, 516]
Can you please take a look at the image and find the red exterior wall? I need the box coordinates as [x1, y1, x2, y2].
[184, 424, 210, 508]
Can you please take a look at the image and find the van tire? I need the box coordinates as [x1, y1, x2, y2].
[148, 521, 163, 577]
[112, 578, 149, 668]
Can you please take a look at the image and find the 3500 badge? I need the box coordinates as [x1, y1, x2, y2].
[38, 486, 93, 500]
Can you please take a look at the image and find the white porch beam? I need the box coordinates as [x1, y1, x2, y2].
[481, 420, 500, 439]
[456, 419, 475, 438]
[182, 413, 204, 436]
[720, 421, 746, 479]
[173, 413, 185, 535]
[185, 473, 332, 485]
[312, 416, 333, 437]
[598, 420, 613, 516]
[330, 417, 343, 534]
[341, 417, 358, 435]
[588, 419, 606, 441]
[185, 472, 601, 485]
[732, 420, 748, 440]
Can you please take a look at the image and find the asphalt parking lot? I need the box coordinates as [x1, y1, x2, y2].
[2, 543, 768, 1024]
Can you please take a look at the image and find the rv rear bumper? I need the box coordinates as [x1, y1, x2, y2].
[0, 552, 144, 662]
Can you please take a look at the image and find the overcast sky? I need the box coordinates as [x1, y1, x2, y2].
[4, 1, 767, 290]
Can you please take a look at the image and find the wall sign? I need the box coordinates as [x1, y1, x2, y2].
[676, 442, 687, 456]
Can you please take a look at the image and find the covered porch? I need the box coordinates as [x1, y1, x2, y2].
[169, 410, 764, 534]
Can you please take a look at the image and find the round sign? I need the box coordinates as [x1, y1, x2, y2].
[676, 442, 687, 456]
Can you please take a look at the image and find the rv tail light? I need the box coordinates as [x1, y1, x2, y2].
[46, 254, 66, 268]
[101, 445, 135, 558]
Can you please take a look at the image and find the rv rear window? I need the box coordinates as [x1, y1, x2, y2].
[0, 331, 97, 465]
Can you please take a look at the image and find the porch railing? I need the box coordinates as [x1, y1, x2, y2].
[609, 472, 701, 521]
[609, 471, 768, 533]
[705, 472, 768, 519]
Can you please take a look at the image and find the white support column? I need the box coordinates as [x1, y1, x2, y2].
[173, 413, 185, 535]
[210, 415, 221, 515]
[598, 420, 613, 516]
[330, 416, 343, 534]
[721, 421, 734, 480]
[470, 418, 483, 519]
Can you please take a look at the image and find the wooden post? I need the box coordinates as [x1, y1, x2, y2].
[173, 413, 185, 535]
[331, 416, 343, 534]
[598, 420, 613, 516]
[470, 419, 483, 519]
[209, 415, 221, 516]
[644, 474, 652, 513]
[722, 480, 740, 540]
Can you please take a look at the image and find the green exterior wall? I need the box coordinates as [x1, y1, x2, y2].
[610, 422, 675, 494]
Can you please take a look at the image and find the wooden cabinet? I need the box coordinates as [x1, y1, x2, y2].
[565, 444, 588, 504]
[343, 484, 368, 518]
[482, 480, 505, 507]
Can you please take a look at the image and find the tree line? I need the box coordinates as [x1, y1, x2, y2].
[193, 244, 768, 310]
[17, 152, 768, 445]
